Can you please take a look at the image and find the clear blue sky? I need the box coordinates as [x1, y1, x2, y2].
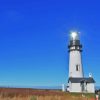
[0, 0, 100, 87]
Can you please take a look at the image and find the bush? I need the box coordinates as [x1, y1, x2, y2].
[30, 96, 37, 100]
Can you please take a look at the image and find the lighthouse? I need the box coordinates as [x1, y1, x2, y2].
[68, 32, 83, 78]
[67, 31, 95, 93]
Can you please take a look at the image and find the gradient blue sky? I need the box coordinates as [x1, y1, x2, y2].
[0, 0, 100, 87]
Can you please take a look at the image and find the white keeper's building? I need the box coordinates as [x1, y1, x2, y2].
[67, 32, 95, 93]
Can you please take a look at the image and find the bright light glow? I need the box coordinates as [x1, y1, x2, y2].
[71, 32, 77, 40]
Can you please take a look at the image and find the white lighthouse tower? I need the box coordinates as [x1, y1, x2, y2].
[67, 31, 95, 93]
[68, 32, 83, 78]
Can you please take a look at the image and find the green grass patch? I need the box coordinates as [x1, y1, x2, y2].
[70, 92, 95, 98]
[83, 93, 95, 98]
[30, 96, 37, 100]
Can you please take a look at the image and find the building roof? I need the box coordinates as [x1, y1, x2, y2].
[68, 77, 95, 83]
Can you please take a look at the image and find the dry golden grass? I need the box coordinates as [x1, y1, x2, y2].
[0, 93, 95, 100]
[0, 88, 95, 100]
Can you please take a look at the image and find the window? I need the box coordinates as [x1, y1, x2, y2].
[76, 64, 80, 71]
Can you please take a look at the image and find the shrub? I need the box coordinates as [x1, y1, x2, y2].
[30, 96, 37, 100]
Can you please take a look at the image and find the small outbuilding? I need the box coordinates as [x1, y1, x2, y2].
[68, 77, 95, 93]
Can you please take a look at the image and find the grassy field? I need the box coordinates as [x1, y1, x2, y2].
[0, 88, 95, 100]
